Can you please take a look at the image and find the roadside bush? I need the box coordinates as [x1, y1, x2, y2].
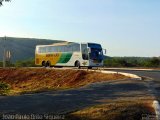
[0, 58, 36, 67]
[0, 82, 10, 95]
[15, 58, 36, 67]
[0, 61, 3, 67]
[0, 61, 14, 67]
[104, 57, 160, 68]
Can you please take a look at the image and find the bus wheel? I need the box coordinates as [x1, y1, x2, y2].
[46, 61, 51, 67]
[75, 61, 81, 69]
[88, 67, 92, 69]
[42, 61, 46, 67]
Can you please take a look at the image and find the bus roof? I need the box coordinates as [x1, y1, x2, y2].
[36, 42, 73, 47]
[36, 42, 101, 47]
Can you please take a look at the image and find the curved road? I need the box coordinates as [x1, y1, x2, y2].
[107, 69, 160, 98]
[0, 69, 159, 115]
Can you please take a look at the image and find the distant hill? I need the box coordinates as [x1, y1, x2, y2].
[0, 37, 65, 62]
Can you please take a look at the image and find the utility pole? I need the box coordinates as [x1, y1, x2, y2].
[3, 36, 6, 68]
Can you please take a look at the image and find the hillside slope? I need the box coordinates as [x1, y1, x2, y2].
[0, 68, 128, 94]
[0, 37, 64, 62]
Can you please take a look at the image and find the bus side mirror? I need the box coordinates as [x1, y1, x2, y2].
[88, 48, 91, 53]
[103, 49, 107, 55]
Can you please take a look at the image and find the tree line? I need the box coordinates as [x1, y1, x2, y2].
[104, 57, 160, 68]
[0, 58, 36, 67]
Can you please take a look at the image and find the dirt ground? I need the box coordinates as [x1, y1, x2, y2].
[0, 68, 129, 94]
[66, 97, 155, 120]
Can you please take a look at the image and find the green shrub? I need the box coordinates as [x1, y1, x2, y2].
[0, 61, 14, 67]
[0, 82, 10, 95]
[15, 58, 36, 67]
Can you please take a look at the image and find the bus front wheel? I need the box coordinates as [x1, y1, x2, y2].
[88, 67, 92, 69]
[75, 61, 81, 69]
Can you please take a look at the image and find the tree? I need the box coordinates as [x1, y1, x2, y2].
[0, 0, 10, 6]
[150, 57, 160, 67]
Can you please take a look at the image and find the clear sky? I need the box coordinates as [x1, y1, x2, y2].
[0, 0, 160, 57]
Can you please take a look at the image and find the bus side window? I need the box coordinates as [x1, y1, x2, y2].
[43, 47, 47, 53]
[47, 46, 52, 52]
[72, 43, 80, 52]
[61, 46, 65, 52]
[67, 45, 73, 52]
[57, 46, 59, 52]
[81, 44, 89, 60]
[39, 47, 46, 53]
[51, 46, 58, 52]
[37, 47, 41, 53]
[64, 46, 67, 52]
[57, 46, 65, 52]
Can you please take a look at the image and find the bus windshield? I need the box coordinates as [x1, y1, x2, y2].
[88, 43, 103, 62]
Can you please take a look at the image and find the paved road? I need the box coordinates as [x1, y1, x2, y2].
[0, 69, 159, 115]
[106, 69, 160, 98]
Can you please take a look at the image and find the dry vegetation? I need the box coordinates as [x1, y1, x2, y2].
[66, 97, 155, 120]
[0, 68, 128, 95]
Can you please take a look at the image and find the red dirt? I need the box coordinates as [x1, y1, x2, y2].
[0, 68, 129, 94]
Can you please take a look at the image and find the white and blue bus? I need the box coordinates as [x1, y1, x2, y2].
[35, 42, 106, 69]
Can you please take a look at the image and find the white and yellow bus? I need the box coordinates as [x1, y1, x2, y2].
[35, 42, 106, 69]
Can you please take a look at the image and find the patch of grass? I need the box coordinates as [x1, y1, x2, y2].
[0, 82, 10, 95]
[66, 99, 155, 120]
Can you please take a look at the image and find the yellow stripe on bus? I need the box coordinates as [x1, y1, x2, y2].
[35, 53, 62, 65]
